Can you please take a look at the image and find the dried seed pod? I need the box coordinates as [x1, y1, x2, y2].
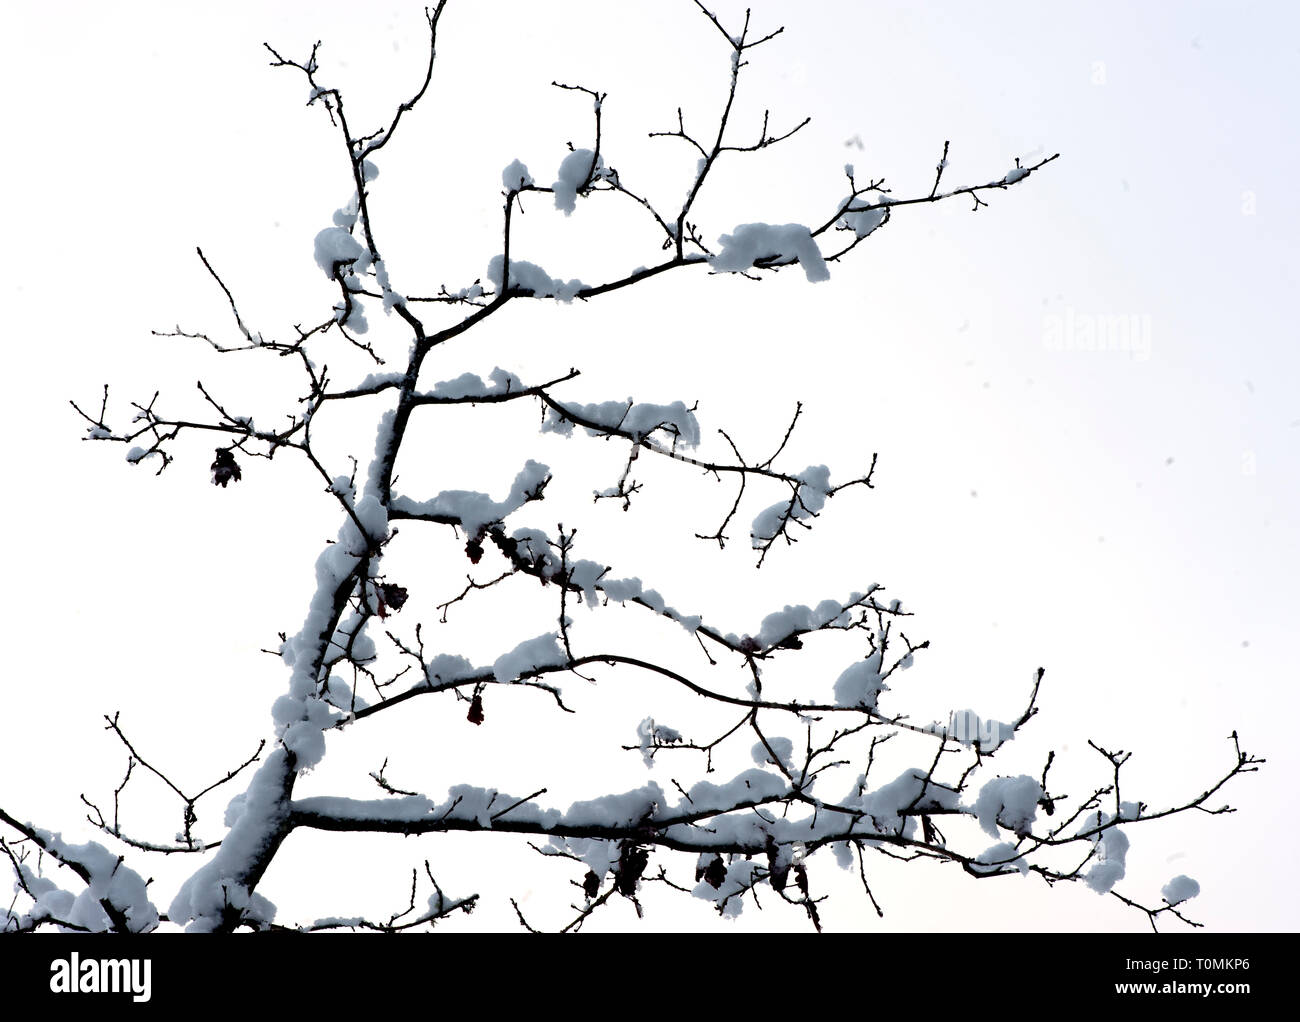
[211, 448, 242, 488]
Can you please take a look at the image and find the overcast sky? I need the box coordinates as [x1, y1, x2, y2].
[3, 1, 1297, 932]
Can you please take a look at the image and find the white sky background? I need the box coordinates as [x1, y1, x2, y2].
[3, 0, 1297, 933]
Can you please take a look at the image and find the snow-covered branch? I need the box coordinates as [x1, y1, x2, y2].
[10, 1, 1262, 937]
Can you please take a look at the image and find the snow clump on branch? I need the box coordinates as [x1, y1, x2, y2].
[313, 226, 369, 278]
[971, 774, 1044, 838]
[751, 464, 832, 547]
[502, 158, 534, 191]
[837, 195, 889, 239]
[390, 460, 551, 537]
[833, 652, 889, 709]
[553, 149, 610, 214]
[486, 255, 587, 302]
[541, 398, 701, 448]
[710, 222, 830, 282]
